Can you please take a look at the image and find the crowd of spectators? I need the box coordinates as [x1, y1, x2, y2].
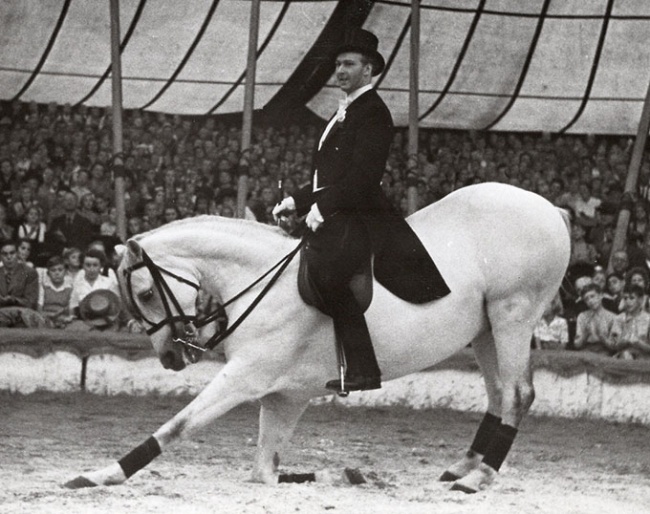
[1, 99, 650, 358]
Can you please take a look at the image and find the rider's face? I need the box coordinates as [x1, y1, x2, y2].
[335, 52, 372, 94]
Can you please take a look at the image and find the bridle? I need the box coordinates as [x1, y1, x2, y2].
[121, 239, 305, 358]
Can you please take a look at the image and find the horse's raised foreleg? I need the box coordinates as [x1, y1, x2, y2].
[64, 363, 269, 489]
[440, 332, 502, 483]
[253, 393, 310, 484]
[450, 297, 536, 494]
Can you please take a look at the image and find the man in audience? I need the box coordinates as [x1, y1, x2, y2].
[47, 191, 98, 255]
[0, 239, 49, 327]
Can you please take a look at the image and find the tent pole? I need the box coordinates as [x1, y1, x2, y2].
[607, 76, 650, 272]
[238, 0, 260, 219]
[109, 0, 126, 241]
[407, 0, 420, 216]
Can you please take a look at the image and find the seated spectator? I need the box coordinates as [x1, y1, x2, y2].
[609, 284, 650, 360]
[572, 181, 601, 228]
[78, 192, 101, 227]
[16, 238, 34, 268]
[127, 216, 144, 238]
[62, 246, 82, 281]
[602, 272, 624, 314]
[68, 248, 119, 322]
[574, 284, 616, 355]
[610, 249, 630, 278]
[38, 255, 74, 328]
[47, 191, 99, 255]
[87, 239, 119, 279]
[592, 265, 607, 292]
[532, 294, 569, 350]
[569, 224, 598, 267]
[0, 239, 49, 328]
[624, 266, 650, 312]
[17, 205, 46, 245]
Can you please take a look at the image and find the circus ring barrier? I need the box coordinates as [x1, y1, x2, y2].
[1, 328, 649, 426]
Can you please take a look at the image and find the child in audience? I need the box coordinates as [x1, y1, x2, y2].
[38, 255, 74, 327]
[532, 294, 569, 350]
[62, 247, 82, 281]
[574, 283, 616, 355]
[602, 272, 624, 314]
[609, 284, 650, 360]
[624, 267, 650, 312]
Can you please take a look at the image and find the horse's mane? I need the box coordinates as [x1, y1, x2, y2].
[132, 215, 296, 242]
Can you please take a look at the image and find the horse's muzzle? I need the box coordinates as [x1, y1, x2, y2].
[160, 350, 186, 371]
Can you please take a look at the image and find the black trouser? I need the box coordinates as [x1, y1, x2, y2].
[304, 215, 380, 378]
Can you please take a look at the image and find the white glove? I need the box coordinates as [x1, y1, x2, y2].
[272, 197, 296, 222]
[305, 203, 324, 232]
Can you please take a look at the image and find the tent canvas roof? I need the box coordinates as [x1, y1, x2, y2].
[2, 0, 650, 134]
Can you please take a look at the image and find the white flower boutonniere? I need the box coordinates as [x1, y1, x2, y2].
[336, 98, 347, 123]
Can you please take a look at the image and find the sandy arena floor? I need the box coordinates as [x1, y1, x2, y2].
[1, 392, 649, 514]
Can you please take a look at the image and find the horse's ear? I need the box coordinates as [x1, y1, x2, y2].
[126, 239, 143, 260]
[114, 244, 127, 264]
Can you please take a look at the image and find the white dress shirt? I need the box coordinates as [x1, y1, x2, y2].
[314, 84, 374, 191]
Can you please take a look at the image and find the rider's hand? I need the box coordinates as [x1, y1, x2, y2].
[305, 203, 324, 232]
[272, 197, 296, 222]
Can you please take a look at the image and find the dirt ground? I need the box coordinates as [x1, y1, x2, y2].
[1, 392, 649, 514]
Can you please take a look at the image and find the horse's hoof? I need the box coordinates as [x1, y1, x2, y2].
[450, 482, 478, 494]
[439, 471, 460, 482]
[63, 476, 98, 489]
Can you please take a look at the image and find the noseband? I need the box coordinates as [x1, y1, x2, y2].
[122, 240, 304, 356]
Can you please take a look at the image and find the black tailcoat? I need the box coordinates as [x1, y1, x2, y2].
[293, 89, 449, 304]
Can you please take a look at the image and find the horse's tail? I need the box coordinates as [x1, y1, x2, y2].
[557, 207, 572, 238]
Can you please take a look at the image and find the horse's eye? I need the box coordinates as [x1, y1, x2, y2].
[138, 289, 154, 302]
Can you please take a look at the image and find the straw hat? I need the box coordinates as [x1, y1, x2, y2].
[79, 289, 121, 328]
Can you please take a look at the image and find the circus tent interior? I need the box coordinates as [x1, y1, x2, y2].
[1, 0, 650, 134]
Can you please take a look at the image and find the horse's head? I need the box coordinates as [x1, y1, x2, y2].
[116, 239, 204, 371]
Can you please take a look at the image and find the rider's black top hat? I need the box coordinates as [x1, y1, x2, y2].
[333, 28, 385, 76]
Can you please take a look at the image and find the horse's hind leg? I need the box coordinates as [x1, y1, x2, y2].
[451, 296, 536, 494]
[253, 393, 309, 484]
[440, 331, 502, 483]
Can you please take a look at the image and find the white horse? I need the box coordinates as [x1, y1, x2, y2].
[64, 183, 570, 493]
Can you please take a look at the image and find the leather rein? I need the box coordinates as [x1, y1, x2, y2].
[122, 238, 305, 354]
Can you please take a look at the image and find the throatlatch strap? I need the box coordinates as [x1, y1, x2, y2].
[482, 424, 518, 472]
[118, 436, 162, 478]
[469, 412, 502, 456]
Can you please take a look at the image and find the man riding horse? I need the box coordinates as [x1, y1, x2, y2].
[273, 29, 450, 394]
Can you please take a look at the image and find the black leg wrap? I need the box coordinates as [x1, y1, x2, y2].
[469, 412, 502, 455]
[482, 424, 518, 472]
[278, 473, 316, 484]
[118, 436, 162, 478]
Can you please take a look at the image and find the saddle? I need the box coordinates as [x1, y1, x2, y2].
[298, 246, 373, 314]
[297, 231, 451, 312]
